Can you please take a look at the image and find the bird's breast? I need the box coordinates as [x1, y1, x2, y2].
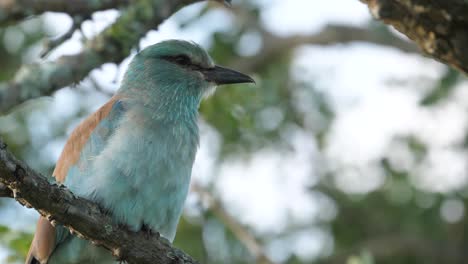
[69, 108, 199, 241]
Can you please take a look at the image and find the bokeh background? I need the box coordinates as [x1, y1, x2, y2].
[1, 0, 467, 263]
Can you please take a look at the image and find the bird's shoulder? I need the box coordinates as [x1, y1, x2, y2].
[53, 96, 125, 182]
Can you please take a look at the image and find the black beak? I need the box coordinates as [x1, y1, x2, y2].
[202, 65, 255, 85]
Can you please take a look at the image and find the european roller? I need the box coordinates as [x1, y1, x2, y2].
[25, 40, 254, 264]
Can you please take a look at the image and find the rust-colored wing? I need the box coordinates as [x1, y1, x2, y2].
[25, 97, 122, 264]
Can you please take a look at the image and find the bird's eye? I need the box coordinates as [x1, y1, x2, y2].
[173, 55, 191, 66]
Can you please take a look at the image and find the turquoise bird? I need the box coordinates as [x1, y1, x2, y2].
[25, 40, 254, 264]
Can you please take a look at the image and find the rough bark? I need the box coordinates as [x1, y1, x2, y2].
[0, 139, 199, 264]
[0, 183, 12, 197]
[360, 0, 468, 74]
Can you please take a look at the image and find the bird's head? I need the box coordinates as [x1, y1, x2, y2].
[121, 40, 254, 104]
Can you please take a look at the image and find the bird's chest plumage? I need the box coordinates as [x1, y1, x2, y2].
[66, 107, 199, 242]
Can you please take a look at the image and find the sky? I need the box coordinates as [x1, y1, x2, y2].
[2, 0, 467, 262]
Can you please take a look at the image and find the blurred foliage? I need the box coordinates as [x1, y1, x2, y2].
[0, 17, 43, 264]
[420, 68, 460, 105]
[1, 1, 468, 264]
[0, 225, 33, 263]
[0, 19, 45, 81]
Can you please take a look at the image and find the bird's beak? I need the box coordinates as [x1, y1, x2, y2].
[202, 65, 255, 85]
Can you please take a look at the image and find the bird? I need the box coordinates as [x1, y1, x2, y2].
[25, 39, 254, 264]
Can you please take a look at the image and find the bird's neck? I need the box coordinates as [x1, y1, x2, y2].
[118, 83, 201, 123]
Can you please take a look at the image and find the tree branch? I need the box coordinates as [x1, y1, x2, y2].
[0, 19, 417, 114]
[231, 24, 419, 73]
[0, 0, 130, 25]
[0, 138, 200, 264]
[0, 0, 207, 113]
[0, 183, 13, 198]
[359, 0, 468, 74]
[192, 184, 274, 264]
[40, 15, 87, 58]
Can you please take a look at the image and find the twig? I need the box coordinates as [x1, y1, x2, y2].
[192, 184, 276, 264]
[89, 76, 114, 97]
[230, 24, 419, 73]
[40, 16, 87, 58]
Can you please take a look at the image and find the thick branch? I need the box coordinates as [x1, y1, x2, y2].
[0, 138, 199, 264]
[0, 0, 130, 25]
[0, 0, 205, 113]
[359, 0, 468, 74]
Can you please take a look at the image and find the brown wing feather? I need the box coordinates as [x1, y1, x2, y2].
[54, 96, 120, 183]
[25, 96, 120, 264]
[25, 217, 55, 264]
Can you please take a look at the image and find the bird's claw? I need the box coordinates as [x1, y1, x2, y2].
[140, 223, 153, 239]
